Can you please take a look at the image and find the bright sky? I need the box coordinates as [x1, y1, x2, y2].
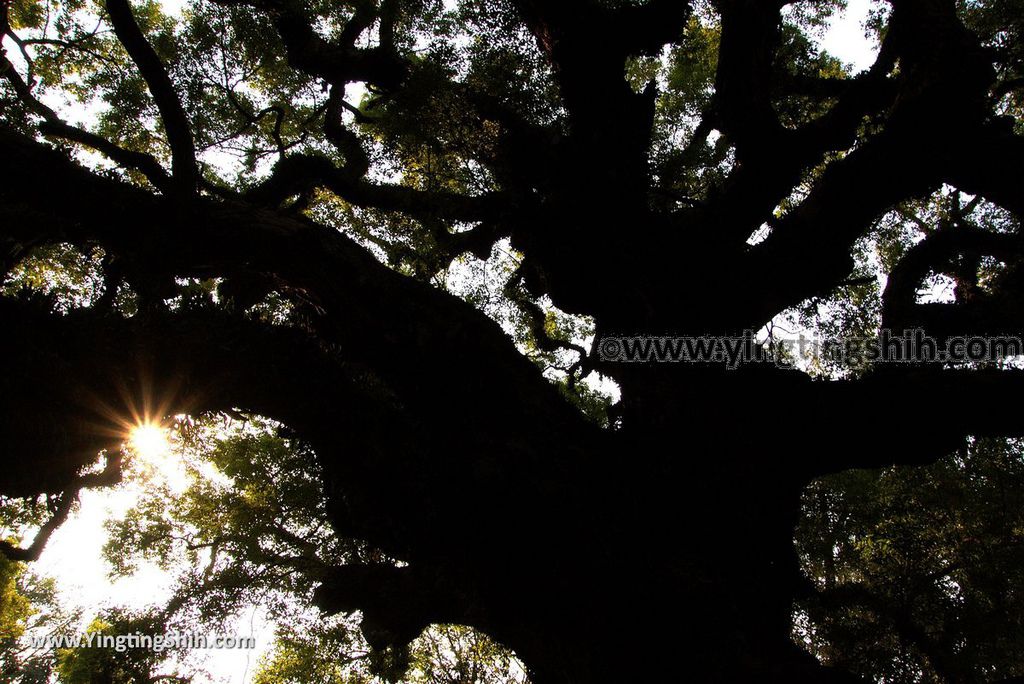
[17, 3, 881, 683]
[821, 0, 880, 72]
[33, 442, 273, 684]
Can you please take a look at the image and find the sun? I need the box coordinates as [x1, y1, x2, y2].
[129, 423, 171, 461]
[126, 421, 190, 491]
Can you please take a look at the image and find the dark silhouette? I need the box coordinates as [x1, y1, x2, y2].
[1, 0, 1022, 680]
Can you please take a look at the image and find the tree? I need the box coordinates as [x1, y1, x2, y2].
[54, 611, 192, 684]
[1, 0, 1023, 681]
[0, 552, 82, 683]
[795, 438, 1024, 682]
[0, 556, 37, 678]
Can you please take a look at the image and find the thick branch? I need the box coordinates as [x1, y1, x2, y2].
[882, 224, 1024, 329]
[0, 452, 122, 562]
[741, 0, 999, 327]
[104, 0, 197, 191]
[314, 565, 456, 650]
[324, 85, 370, 180]
[0, 128, 601, 562]
[0, 49, 172, 189]
[213, 0, 408, 90]
[800, 368, 1024, 479]
[244, 152, 517, 222]
[946, 124, 1024, 218]
[714, 0, 786, 159]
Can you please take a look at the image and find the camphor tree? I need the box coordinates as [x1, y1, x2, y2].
[1, 0, 1023, 681]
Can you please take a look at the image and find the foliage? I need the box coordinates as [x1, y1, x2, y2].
[796, 438, 1024, 682]
[0, 556, 33, 662]
[1, 243, 105, 313]
[55, 610, 189, 684]
[0, 555, 81, 684]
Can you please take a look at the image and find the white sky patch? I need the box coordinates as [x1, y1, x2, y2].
[35, 486, 175, 613]
[160, 0, 188, 18]
[917, 272, 959, 304]
[818, 0, 881, 72]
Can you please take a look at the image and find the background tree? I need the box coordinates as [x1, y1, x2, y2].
[2, 0, 1023, 681]
[54, 611, 192, 684]
[796, 438, 1024, 682]
[0, 553, 82, 683]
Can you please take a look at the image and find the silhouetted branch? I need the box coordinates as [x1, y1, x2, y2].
[104, 0, 198, 192]
[0, 50, 172, 189]
[0, 452, 122, 562]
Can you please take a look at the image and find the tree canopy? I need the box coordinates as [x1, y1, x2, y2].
[1, 0, 1024, 681]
